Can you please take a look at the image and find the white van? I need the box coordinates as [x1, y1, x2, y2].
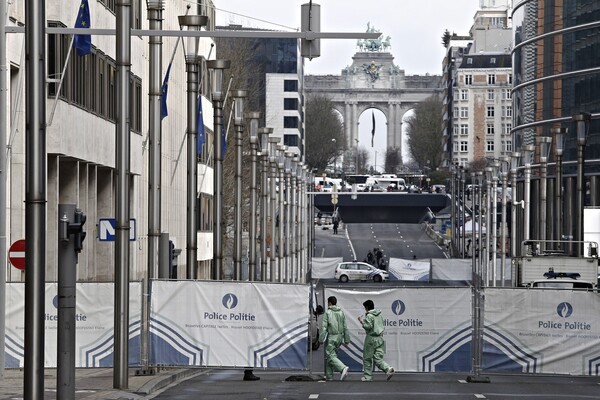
[367, 176, 406, 192]
[314, 177, 335, 192]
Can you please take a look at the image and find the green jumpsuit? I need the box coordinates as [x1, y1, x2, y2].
[360, 308, 391, 381]
[319, 305, 350, 380]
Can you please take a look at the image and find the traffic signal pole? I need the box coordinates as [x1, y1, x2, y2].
[57, 204, 87, 400]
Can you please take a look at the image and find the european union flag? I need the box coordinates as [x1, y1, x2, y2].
[161, 63, 172, 120]
[221, 116, 227, 158]
[73, 0, 92, 56]
[197, 97, 205, 155]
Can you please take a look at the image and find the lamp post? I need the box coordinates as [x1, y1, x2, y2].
[231, 90, 247, 280]
[258, 128, 272, 281]
[268, 137, 280, 282]
[207, 59, 231, 279]
[499, 157, 509, 286]
[484, 167, 493, 285]
[179, 14, 208, 279]
[537, 136, 552, 251]
[290, 156, 299, 282]
[284, 152, 294, 282]
[552, 127, 566, 251]
[522, 145, 535, 242]
[491, 161, 499, 286]
[573, 112, 591, 257]
[332, 138, 337, 176]
[246, 112, 260, 281]
[510, 152, 521, 258]
[277, 144, 287, 282]
[460, 167, 466, 258]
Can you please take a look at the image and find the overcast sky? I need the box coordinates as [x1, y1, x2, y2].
[214, 0, 482, 169]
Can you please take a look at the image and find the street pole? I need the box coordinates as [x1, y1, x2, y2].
[268, 137, 280, 281]
[207, 59, 231, 279]
[247, 112, 260, 281]
[552, 127, 566, 252]
[277, 145, 286, 282]
[114, 0, 132, 389]
[500, 157, 509, 286]
[491, 163, 498, 286]
[510, 152, 520, 258]
[522, 145, 534, 243]
[232, 90, 247, 280]
[537, 136, 552, 252]
[484, 167, 492, 285]
[573, 113, 591, 257]
[259, 128, 272, 281]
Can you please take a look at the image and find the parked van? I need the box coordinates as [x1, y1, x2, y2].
[314, 177, 336, 192]
[366, 176, 406, 192]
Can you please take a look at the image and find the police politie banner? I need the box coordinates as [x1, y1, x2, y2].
[150, 280, 310, 369]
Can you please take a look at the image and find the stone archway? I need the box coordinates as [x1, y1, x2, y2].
[305, 49, 442, 163]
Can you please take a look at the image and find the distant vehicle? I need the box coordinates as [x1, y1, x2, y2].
[314, 177, 335, 192]
[366, 176, 406, 192]
[432, 184, 446, 193]
[334, 261, 389, 283]
[345, 174, 371, 192]
[528, 271, 595, 291]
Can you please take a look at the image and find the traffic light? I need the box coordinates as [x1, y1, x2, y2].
[300, 2, 320, 60]
[71, 208, 87, 253]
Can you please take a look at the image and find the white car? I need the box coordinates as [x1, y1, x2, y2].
[528, 271, 595, 290]
[334, 262, 389, 283]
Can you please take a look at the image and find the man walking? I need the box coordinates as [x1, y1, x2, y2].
[320, 296, 351, 381]
[358, 299, 394, 382]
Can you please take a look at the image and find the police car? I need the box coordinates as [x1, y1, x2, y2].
[528, 271, 595, 290]
[334, 261, 389, 283]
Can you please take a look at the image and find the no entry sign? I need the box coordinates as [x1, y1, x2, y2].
[8, 239, 26, 270]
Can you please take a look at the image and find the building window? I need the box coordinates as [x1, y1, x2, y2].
[503, 123, 512, 135]
[503, 105, 512, 117]
[460, 107, 468, 118]
[460, 89, 469, 100]
[284, 116, 299, 128]
[464, 74, 473, 85]
[466, 58, 473, 65]
[460, 124, 469, 135]
[487, 106, 495, 118]
[487, 89, 495, 101]
[283, 79, 298, 92]
[487, 123, 495, 135]
[505, 140, 512, 152]
[453, 107, 459, 118]
[487, 140, 495, 152]
[502, 89, 512, 100]
[283, 98, 298, 110]
[284, 134, 299, 147]
[453, 124, 459, 136]
[453, 141, 459, 152]
[460, 141, 468, 152]
[488, 74, 496, 85]
[490, 57, 497, 64]
[508, 74, 513, 84]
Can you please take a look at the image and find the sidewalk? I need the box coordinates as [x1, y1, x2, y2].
[0, 367, 201, 399]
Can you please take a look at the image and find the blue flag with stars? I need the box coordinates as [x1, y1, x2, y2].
[74, 0, 92, 56]
[221, 116, 227, 158]
[197, 97, 205, 155]
[160, 62, 172, 120]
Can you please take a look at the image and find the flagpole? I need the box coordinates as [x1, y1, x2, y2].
[47, 36, 74, 126]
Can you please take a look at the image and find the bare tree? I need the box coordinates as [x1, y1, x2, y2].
[305, 95, 344, 172]
[384, 147, 401, 173]
[405, 95, 444, 171]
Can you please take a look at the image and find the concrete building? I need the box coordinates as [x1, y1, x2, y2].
[442, 2, 513, 168]
[4, 0, 217, 281]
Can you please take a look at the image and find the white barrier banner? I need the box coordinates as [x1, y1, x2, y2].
[326, 287, 472, 373]
[311, 257, 342, 279]
[388, 258, 430, 281]
[150, 281, 309, 369]
[485, 289, 600, 375]
[5, 282, 142, 368]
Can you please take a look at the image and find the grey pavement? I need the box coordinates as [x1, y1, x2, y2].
[0, 367, 203, 399]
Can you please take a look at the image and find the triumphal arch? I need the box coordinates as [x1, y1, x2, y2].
[305, 25, 442, 157]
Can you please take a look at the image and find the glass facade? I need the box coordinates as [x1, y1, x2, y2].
[512, 1, 600, 171]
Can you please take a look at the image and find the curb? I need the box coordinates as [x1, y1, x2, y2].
[136, 368, 207, 395]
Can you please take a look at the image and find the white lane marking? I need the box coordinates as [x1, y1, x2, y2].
[475, 394, 486, 399]
[309, 395, 319, 399]
[458, 379, 468, 383]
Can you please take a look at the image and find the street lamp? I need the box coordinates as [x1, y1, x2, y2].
[332, 138, 337, 176]
[246, 112, 261, 281]
[521, 144, 535, 242]
[536, 136, 552, 250]
[231, 90, 247, 280]
[284, 151, 294, 282]
[552, 127, 566, 251]
[499, 156, 509, 286]
[179, 14, 208, 279]
[491, 160, 499, 286]
[258, 127, 272, 281]
[510, 151, 521, 258]
[268, 136, 280, 282]
[207, 58, 231, 280]
[290, 155, 299, 282]
[277, 144, 287, 282]
[573, 112, 591, 257]
[484, 167, 493, 285]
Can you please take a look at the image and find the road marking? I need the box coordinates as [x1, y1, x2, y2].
[309, 395, 319, 399]
[474, 395, 486, 399]
[458, 379, 468, 383]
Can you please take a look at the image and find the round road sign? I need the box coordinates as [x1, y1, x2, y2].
[9, 239, 26, 270]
